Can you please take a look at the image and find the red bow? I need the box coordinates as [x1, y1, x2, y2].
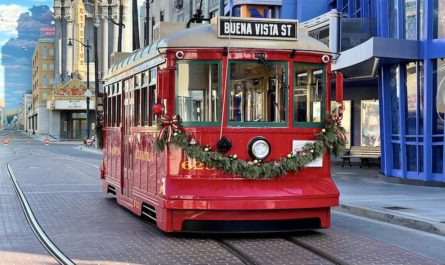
[157, 114, 180, 143]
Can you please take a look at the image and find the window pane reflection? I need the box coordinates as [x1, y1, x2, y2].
[434, 0, 445, 38]
[405, 62, 417, 134]
[404, 0, 417, 40]
[393, 143, 401, 170]
[176, 62, 219, 123]
[293, 64, 325, 124]
[433, 59, 445, 134]
[390, 65, 400, 134]
[229, 61, 287, 124]
[389, 0, 398, 38]
[432, 145, 444, 173]
[406, 145, 417, 172]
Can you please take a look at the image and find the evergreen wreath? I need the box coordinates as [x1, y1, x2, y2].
[155, 111, 346, 180]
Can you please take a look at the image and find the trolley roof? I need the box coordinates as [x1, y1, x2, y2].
[158, 23, 330, 52]
[106, 21, 330, 78]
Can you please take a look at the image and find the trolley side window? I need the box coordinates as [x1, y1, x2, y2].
[176, 61, 220, 126]
[293, 63, 325, 127]
[141, 72, 148, 126]
[228, 61, 287, 127]
[111, 83, 117, 127]
[116, 82, 122, 127]
[134, 74, 141, 126]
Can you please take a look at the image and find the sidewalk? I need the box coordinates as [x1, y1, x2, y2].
[332, 165, 445, 236]
[25, 131, 83, 145]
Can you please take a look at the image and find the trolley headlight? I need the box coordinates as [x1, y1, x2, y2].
[248, 137, 270, 160]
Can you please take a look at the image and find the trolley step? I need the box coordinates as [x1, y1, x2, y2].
[142, 204, 157, 222]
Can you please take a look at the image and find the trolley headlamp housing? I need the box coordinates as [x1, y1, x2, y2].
[248, 137, 270, 160]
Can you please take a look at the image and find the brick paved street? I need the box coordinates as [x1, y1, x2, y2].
[0, 138, 443, 265]
[0, 153, 58, 265]
[9, 153, 245, 265]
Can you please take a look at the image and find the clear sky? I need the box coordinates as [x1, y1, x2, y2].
[0, 0, 52, 110]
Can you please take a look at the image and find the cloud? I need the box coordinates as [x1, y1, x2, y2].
[0, 4, 28, 37]
[7, 89, 27, 95]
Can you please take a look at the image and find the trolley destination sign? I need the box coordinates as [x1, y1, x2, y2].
[218, 17, 298, 40]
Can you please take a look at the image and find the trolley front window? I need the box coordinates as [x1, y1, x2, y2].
[176, 61, 220, 126]
[228, 61, 287, 127]
[293, 63, 325, 127]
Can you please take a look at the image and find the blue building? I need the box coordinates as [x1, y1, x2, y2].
[224, 0, 444, 183]
[326, 0, 444, 184]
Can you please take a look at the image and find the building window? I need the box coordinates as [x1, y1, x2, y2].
[404, 0, 417, 40]
[419, 0, 424, 40]
[432, 145, 444, 173]
[42, 76, 48, 87]
[354, 0, 361, 17]
[50, 63, 54, 71]
[406, 144, 417, 172]
[392, 143, 402, 169]
[49, 48, 54, 56]
[433, 59, 445, 135]
[418, 62, 424, 134]
[405, 62, 417, 135]
[42, 47, 47, 58]
[390, 65, 400, 134]
[43, 64, 47, 71]
[342, 0, 349, 16]
[389, 0, 399, 38]
[434, 0, 445, 38]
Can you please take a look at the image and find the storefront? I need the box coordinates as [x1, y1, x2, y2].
[48, 79, 95, 140]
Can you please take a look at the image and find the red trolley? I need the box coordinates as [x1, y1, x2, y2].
[101, 17, 345, 232]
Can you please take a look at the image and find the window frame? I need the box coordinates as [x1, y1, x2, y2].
[175, 60, 222, 127]
[227, 60, 288, 128]
[292, 62, 326, 128]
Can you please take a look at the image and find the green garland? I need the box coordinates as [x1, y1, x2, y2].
[155, 113, 346, 180]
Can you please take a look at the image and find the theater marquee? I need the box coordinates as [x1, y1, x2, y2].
[218, 17, 297, 40]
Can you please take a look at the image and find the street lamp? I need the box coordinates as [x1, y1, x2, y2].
[144, 0, 154, 46]
[68, 38, 92, 139]
[84, 88, 92, 138]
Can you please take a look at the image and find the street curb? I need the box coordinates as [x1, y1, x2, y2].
[75, 146, 102, 155]
[335, 203, 445, 237]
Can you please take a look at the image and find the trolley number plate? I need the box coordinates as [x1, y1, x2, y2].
[181, 161, 214, 171]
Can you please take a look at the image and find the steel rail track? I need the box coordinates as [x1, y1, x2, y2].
[212, 238, 260, 265]
[6, 158, 76, 265]
[209, 235, 352, 265]
[284, 237, 351, 265]
[31, 151, 100, 169]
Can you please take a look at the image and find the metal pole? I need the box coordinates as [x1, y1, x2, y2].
[94, 11, 102, 148]
[151, 17, 155, 41]
[118, 0, 123, 52]
[86, 40, 90, 139]
[144, 0, 150, 46]
[132, 0, 140, 50]
[219, 0, 224, 16]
